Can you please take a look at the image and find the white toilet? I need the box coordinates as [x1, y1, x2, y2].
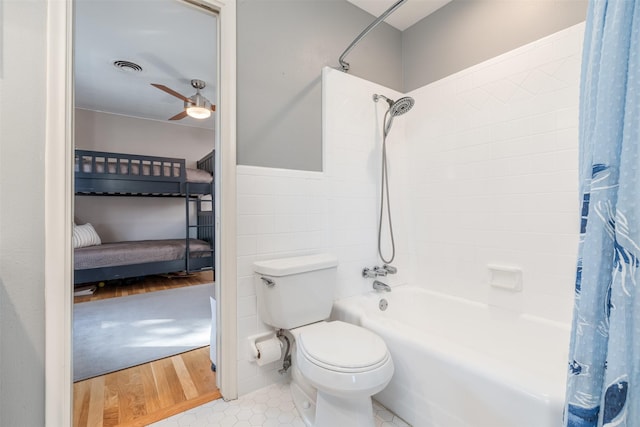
[253, 253, 394, 427]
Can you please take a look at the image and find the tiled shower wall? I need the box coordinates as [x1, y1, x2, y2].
[236, 22, 585, 395]
[405, 23, 584, 323]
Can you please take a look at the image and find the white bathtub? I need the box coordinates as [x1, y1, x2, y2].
[331, 285, 570, 427]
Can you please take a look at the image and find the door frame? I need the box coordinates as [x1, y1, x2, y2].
[44, 0, 238, 424]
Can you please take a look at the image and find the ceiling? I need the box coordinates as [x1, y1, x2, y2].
[346, 0, 452, 31]
[74, 0, 217, 130]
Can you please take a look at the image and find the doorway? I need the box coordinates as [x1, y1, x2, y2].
[44, 0, 238, 425]
[72, 1, 219, 424]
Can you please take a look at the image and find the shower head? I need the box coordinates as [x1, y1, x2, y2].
[374, 93, 415, 137]
[373, 94, 415, 116]
[390, 96, 414, 117]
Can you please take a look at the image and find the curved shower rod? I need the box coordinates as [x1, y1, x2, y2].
[338, 0, 407, 72]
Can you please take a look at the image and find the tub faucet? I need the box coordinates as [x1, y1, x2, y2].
[363, 265, 396, 278]
[373, 266, 388, 276]
[373, 280, 391, 292]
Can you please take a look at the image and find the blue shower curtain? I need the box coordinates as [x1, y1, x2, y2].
[565, 1, 640, 426]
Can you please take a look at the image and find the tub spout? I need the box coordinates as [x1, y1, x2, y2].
[373, 280, 391, 292]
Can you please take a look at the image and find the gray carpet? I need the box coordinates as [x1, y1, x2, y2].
[73, 283, 213, 382]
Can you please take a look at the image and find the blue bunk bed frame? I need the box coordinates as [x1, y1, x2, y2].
[74, 149, 215, 286]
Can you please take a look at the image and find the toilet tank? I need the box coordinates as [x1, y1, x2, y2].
[254, 254, 338, 330]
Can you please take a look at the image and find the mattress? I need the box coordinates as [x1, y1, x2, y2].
[74, 239, 211, 270]
[75, 158, 213, 184]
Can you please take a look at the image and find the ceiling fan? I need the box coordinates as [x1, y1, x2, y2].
[151, 79, 216, 120]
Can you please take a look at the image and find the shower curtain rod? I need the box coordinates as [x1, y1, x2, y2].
[338, 0, 407, 72]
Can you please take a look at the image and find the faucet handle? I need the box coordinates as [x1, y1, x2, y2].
[362, 268, 376, 279]
[373, 266, 388, 276]
[383, 264, 397, 274]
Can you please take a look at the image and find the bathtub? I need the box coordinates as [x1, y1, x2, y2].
[331, 285, 571, 427]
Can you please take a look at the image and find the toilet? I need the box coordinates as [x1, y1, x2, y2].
[253, 253, 394, 427]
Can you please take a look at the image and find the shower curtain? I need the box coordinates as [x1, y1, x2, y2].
[565, 1, 640, 427]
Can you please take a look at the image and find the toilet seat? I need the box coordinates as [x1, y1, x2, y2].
[298, 321, 389, 373]
[293, 321, 394, 399]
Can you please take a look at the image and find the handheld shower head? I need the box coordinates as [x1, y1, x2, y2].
[374, 93, 415, 136]
[389, 96, 414, 117]
[372, 93, 416, 265]
[373, 94, 415, 116]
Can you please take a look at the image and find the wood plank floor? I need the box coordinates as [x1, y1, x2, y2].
[74, 347, 220, 427]
[74, 271, 214, 304]
[73, 272, 220, 427]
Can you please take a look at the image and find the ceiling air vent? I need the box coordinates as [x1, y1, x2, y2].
[112, 60, 143, 72]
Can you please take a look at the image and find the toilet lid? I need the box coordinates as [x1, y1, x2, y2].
[298, 321, 389, 373]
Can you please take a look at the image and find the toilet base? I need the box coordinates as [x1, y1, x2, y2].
[314, 390, 375, 427]
[290, 379, 315, 427]
[291, 364, 376, 427]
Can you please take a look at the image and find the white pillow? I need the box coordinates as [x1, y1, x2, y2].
[73, 223, 102, 248]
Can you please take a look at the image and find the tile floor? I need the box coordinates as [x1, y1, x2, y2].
[151, 382, 410, 427]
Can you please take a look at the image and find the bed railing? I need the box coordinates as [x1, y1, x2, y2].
[75, 150, 190, 195]
[75, 150, 186, 181]
[197, 150, 215, 175]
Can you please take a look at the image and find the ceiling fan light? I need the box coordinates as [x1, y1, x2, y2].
[186, 106, 211, 119]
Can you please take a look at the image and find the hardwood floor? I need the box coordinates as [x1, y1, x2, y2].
[73, 347, 220, 427]
[74, 270, 214, 304]
[73, 271, 219, 427]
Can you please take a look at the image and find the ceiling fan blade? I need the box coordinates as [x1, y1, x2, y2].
[209, 105, 216, 112]
[151, 84, 191, 103]
[168, 111, 188, 121]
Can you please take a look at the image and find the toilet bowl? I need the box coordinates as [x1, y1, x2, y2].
[291, 321, 394, 427]
[253, 254, 394, 427]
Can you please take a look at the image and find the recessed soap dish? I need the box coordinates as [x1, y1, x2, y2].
[488, 265, 523, 292]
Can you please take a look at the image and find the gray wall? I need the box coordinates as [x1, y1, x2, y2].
[237, 0, 403, 171]
[403, 0, 588, 91]
[0, 1, 47, 425]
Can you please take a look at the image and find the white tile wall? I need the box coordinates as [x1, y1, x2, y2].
[404, 23, 584, 323]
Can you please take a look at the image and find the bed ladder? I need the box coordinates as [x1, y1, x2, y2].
[184, 182, 215, 273]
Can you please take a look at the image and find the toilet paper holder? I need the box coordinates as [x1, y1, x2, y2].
[247, 332, 277, 360]
[247, 330, 292, 373]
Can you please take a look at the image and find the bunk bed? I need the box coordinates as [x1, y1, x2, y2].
[73, 149, 215, 286]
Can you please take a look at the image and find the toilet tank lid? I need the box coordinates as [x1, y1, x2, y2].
[253, 253, 338, 277]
